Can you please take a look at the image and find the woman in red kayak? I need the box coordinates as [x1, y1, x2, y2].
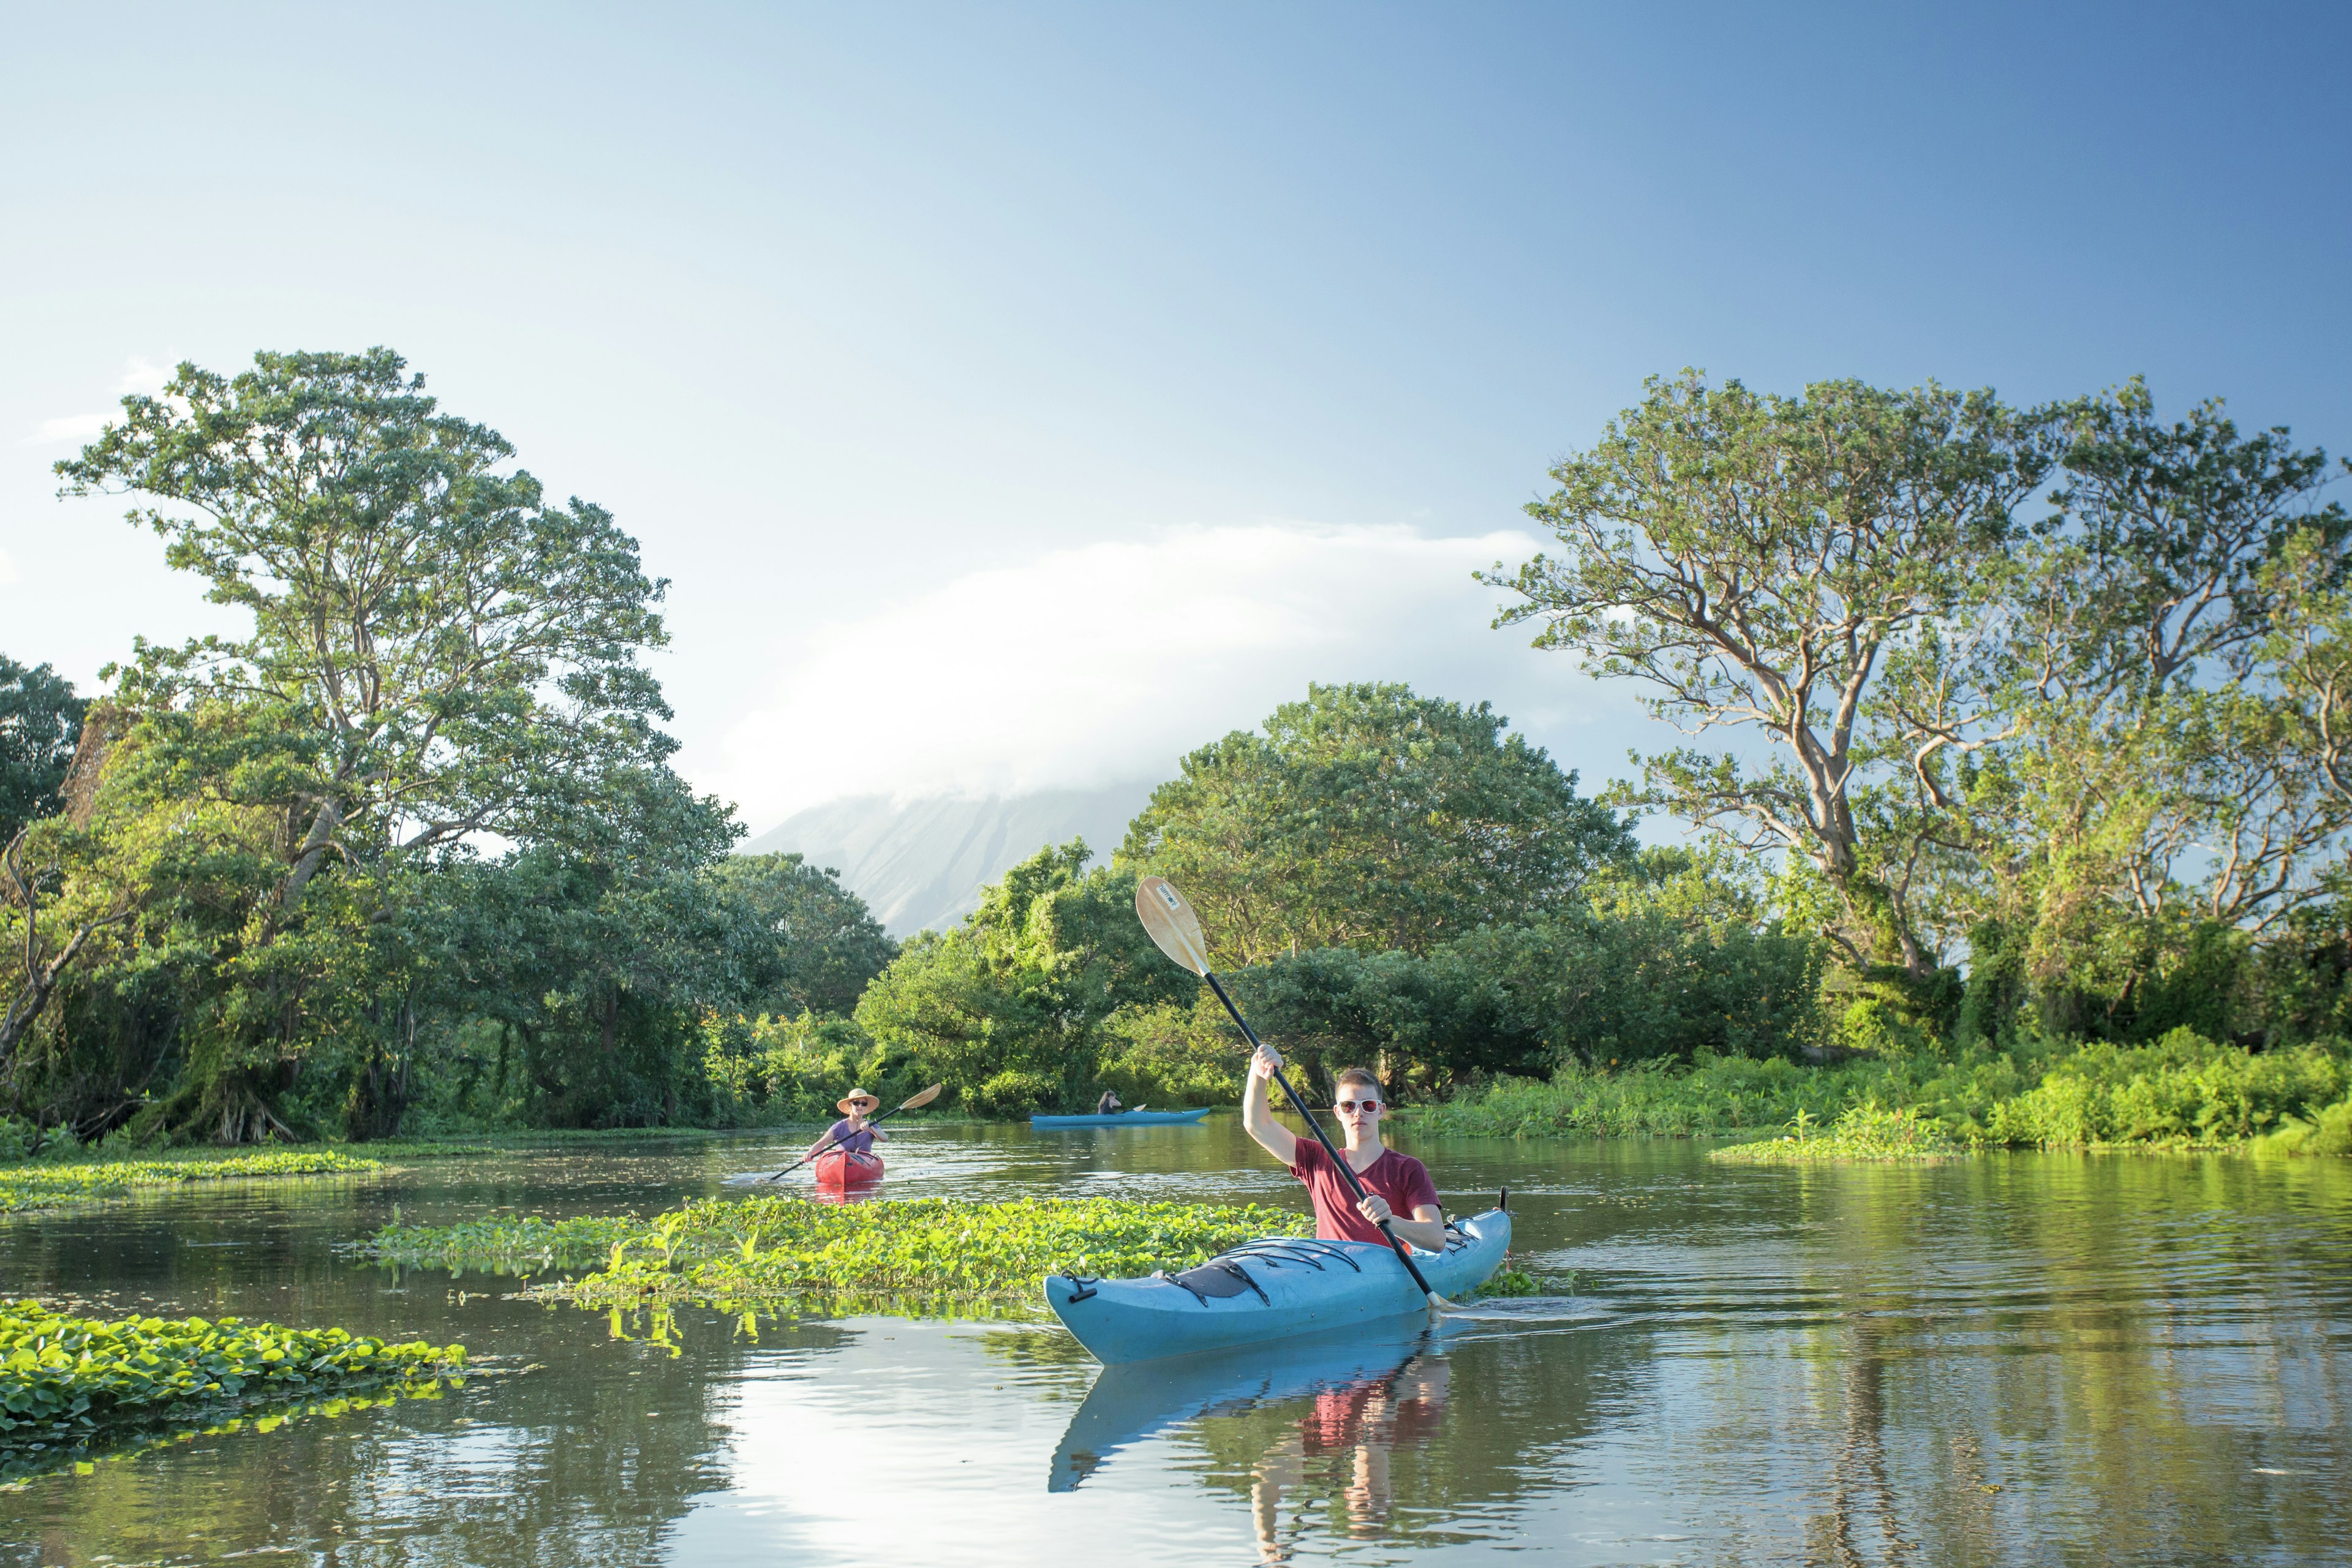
[807, 1087, 888, 1168]
[1241, 1044, 1444, 1252]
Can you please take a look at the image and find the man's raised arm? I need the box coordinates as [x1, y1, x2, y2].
[1242, 1042, 1298, 1165]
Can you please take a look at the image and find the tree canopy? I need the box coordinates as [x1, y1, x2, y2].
[856, 841, 1196, 1114]
[1118, 682, 1633, 968]
[56, 347, 676, 904]
[1494, 370, 2352, 1035]
[2, 349, 775, 1141]
[706, 852, 898, 1017]
[0, 657, 88, 843]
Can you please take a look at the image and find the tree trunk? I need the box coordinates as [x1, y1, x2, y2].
[0, 829, 130, 1064]
[282, 797, 342, 906]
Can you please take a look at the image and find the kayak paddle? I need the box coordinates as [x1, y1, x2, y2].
[1134, 875, 1453, 1317]
[761, 1082, 943, 1183]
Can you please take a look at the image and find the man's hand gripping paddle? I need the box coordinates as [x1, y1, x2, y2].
[1133, 875, 1452, 1317]
[760, 1082, 944, 1183]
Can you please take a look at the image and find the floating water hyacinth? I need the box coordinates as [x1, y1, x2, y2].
[0, 1299, 464, 1477]
[368, 1195, 1316, 1314]
[368, 1194, 1553, 1322]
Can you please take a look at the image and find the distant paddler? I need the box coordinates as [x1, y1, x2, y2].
[1095, 1089, 1127, 1115]
[760, 1081, 940, 1185]
[809, 1087, 889, 1166]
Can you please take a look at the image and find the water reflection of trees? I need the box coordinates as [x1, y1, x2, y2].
[0, 1305, 856, 1568]
[1755, 1155, 2352, 1566]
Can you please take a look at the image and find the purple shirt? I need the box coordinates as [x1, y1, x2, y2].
[827, 1117, 876, 1155]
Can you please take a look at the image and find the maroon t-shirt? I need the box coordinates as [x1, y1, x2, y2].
[1288, 1140, 1441, 1245]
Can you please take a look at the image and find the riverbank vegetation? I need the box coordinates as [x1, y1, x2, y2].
[1412, 1031, 2352, 1152]
[0, 1146, 382, 1214]
[0, 1300, 462, 1479]
[6, 356, 2352, 1153]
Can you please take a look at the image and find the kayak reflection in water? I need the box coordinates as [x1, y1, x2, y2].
[1243, 1044, 1444, 1252]
[1251, 1354, 1452, 1559]
[808, 1087, 888, 1163]
[1094, 1089, 1125, 1115]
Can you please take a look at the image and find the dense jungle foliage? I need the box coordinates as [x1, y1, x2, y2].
[6, 352, 2352, 1147]
[0, 350, 897, 1144]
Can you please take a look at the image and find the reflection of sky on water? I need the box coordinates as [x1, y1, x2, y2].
[0, 1122, 2346, 1564]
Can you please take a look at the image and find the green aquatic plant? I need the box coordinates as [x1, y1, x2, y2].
[0, 1300, 463, 1476]
[368, 1195, 1314, 1314]
[0, 1149, 383, 1215]
[1710, 1104, 1966, 1164]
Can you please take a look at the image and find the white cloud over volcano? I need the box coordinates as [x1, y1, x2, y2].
[710, 521, 1648, 829]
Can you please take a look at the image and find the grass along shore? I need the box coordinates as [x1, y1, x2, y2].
[1709, 1106, 1967, 1164]
[0, 1126, 855, 1216]
[1404, 1029, 2352, 1156]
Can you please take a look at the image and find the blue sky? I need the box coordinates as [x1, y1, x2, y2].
[4, 2, 2346, 826]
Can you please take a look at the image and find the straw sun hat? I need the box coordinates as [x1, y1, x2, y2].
[836, 1088, 882, 1115]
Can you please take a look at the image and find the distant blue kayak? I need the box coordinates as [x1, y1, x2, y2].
[1028, 1107, 1215, 1127]
[1046, 1208, 1511, 1365]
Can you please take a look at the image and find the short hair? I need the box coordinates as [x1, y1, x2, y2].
[1333, 1066, 1382, 1096]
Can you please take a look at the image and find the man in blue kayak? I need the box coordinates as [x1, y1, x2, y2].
[1095, 1088, 1126, 1115]
[1243, 1044, 1444, 1251]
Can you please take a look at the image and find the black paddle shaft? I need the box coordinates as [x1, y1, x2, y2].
[1200, 970, 1444, 1301]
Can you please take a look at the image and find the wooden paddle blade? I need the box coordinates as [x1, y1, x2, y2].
[1135, 876, 1211, 976]
[900, 1082, 945, 1110]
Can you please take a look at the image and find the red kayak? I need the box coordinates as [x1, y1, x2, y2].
[813, 1148, 884, 1188]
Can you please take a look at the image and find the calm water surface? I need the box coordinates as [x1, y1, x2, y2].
[2, 1118, 2347, 1566]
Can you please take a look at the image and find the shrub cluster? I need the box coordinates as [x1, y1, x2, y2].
[1419, 1031, 2352, 1154]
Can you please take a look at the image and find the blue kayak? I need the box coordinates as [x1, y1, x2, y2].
[1029, 1107, 1215, 1127]
[1045, 1208, 1510, 1365]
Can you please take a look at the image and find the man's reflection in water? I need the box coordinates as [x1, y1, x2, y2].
[1249, 1355, 1450, 1562]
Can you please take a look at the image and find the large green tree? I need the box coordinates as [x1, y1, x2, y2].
[56, 348, 674, 903]
[1487, 371, 2054, 987]
[1496, 370, 2352, 1042]
[32, 348, 683, 1139]
[1118, 682, 1632, 967]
